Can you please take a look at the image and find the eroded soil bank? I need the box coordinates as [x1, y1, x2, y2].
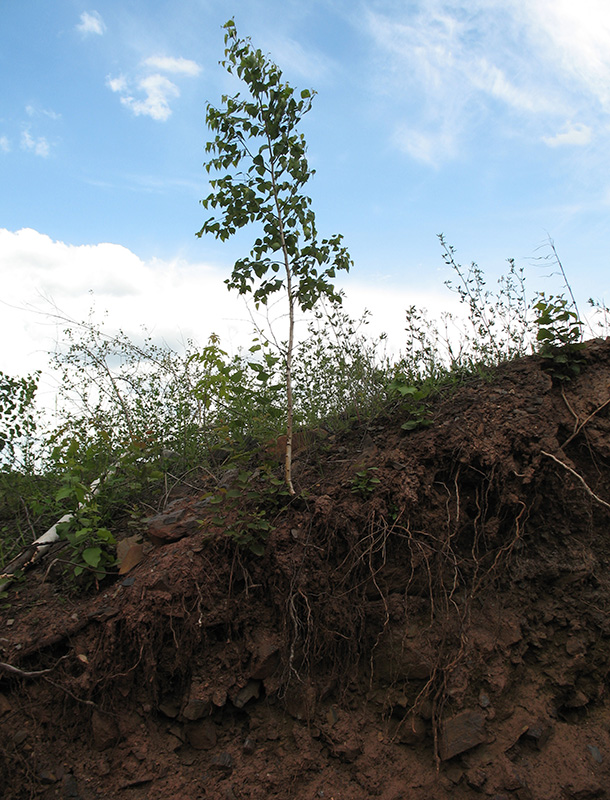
[3, 340, 610, 799]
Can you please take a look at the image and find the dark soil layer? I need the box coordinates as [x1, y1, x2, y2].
[3, 340, 610, 799]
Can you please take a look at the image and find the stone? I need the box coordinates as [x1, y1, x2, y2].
[284, 680, 317, 721]
[250, 636, 281, 680]
[212, 688, 227, 708]
[466, 768, 487, 790]
[144, 498, 209, 544]
[566, 636, 587, 656]
[211, 752, 234, 771]
[331, 737, 362, 763]
[501, 762, 524, 791]
[186, 720, 217, 750]
[12, 729, 28, 745]
[439, 710, 486, 761]
[183, 697, 212, 721]
[62, 773, 81, 799]
[394, 714, 427, 745]
[373, 631, 433, 681]
[521, 719, 552, 749]
[0, 693, 11, 717]
[91, 710, 120, 751]
[444, 764, 464, 785]
[158, 699, 180, 718]
[566, 690, 590, 708]
[233, 679, 261, 709]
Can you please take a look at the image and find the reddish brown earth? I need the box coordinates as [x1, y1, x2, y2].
[3, 340, 610, 799]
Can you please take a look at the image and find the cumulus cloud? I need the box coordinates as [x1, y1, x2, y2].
[107, 54, 201, 121]
[111, 74, 180, 122]
[21, 129, 50, 157]
[77, 11, 106, 36]
[0, 228, 249, 379]
[543, 123, 593, 147]
[0, 228, 452, 387]
[106, 75, 127, 94]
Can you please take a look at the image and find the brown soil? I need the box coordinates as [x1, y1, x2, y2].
[3, 341, 610, 799]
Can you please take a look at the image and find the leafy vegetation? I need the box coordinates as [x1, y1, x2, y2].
[533, 293, 586, 380]
[196, 19, 351, 493]
[350, 466, 382, 498]
[0, 19, 603, 587]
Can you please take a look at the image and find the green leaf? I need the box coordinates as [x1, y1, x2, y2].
[82, 547, 102, 568]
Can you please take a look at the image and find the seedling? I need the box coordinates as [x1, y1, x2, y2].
[350, 466, 381, 497]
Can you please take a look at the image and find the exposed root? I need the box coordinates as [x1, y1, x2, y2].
[542, 450, 610, 510]
[561, 393, 610, 449]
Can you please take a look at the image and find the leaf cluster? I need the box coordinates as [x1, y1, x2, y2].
[533, 293, 585, 380]
[197, 19, 351, 311]
[205, 466, 291, 555]
[0, 370, 39, 467]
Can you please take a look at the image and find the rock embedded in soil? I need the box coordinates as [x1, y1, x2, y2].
[210, 751, 234, 771]
[233, 678, 261, 708]
[439, 709, 487, 761]
[185, 719, 217, 750]
[91, 710, 120, 751]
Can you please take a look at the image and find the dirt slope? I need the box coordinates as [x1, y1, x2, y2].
[2, 340, 610, 800]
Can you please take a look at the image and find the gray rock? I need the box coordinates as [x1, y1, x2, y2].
[439, 710, 486, 761]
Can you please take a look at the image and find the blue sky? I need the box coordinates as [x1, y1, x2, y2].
[2, 0, 610, 380]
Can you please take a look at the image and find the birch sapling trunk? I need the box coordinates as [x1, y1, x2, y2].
[197, 19, 351, 492]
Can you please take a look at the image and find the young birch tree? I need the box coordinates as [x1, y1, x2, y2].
[197, 20, 351, 494]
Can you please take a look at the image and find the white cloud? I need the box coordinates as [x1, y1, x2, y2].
[21, 129, 50, 157]
[77, 11, 106, 36]
[470, 58, 555, 115]
[543, 122, 593, 147]
[392, 124, 456, 167]
[521, 0, 610, 111]
[260, 36, 334, 82]
[0, 228, 249, 380]
[360, 0, 610, 162]
[26, 104, 61, 121]
[106, 75, 127, 94]
[143, 56, 202, 77]
[115, 74, 180, 122]
[0, 136, 10, 153]
[0, 228, 455, 391]
[107, 55, 201, 121]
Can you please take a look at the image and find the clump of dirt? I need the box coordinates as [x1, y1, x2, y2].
[3, 340, 610, 799]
